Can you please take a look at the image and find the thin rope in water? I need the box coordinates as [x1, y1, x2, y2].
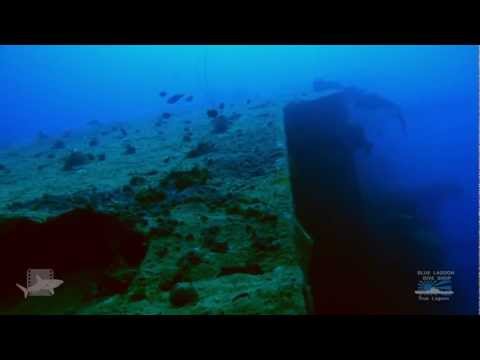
[203, 45, 212, 106]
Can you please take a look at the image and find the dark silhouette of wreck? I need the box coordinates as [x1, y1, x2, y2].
[283, 91, 456, 315]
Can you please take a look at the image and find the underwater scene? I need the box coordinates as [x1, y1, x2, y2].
[0, 45, 477, 315]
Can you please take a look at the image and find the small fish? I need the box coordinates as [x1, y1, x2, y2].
[120, 128, 128, 138]
[87, 120, 101, 126]
[89, 138, 99, 147]
[144, 170, 159, 176]
[218, 102, 224, 110]
[228, 113, 242, 121]
[159, 91, 167, 97]
[185, 95, 193, 102]
[207, 109, 219, 118]
[52, 140, 66, 150]
[162, 112, 172, 119]
[246, 99, 251, 104]
[37, 131, 49, 140]
[124, 144, 136, 155]
[167, 94, 184, 104]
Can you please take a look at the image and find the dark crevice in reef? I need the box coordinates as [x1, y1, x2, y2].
[284, 92, 446, 315]
[0, 208, 147, 307]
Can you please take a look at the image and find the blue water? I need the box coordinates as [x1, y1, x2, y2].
[0, 45, 477, 313]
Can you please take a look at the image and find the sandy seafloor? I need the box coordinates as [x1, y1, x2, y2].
[0, 95, 309, 314]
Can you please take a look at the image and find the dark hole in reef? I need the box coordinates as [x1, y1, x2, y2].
[283, 92, 447, 315]
[0, 208, 147, 307]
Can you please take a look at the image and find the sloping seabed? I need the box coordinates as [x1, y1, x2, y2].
[0, 97, 307, 315]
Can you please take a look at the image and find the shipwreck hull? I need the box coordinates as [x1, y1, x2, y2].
[283, 93, 438, 314]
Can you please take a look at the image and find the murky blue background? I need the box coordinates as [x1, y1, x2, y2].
[0, 45, 477, 313]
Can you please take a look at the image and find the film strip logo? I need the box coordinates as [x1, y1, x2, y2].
[27, 269, 55, 296]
